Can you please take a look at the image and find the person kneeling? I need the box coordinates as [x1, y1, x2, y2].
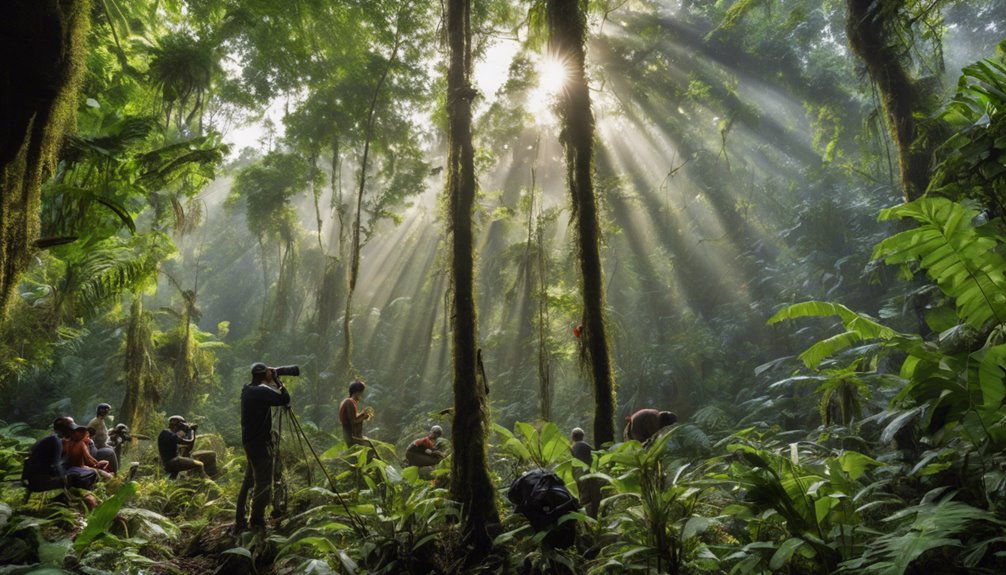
[158, 415, 204, 478]
[405, 425, 445, 468]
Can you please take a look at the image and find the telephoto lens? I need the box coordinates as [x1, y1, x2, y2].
[274, 365, 300, 377]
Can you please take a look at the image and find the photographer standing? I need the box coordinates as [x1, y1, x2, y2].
[158, 415, 204, 478]
[235, 362, 291, 532]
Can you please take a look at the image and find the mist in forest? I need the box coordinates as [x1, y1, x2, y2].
[1, 0, 1000, 450]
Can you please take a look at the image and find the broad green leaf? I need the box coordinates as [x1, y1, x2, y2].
[222, 547, 253, 559]
[75, 481, 139, 550]
[682, 516, 712, 540]
[768, 301, 904, 367]
[838, 451, 881, 481]
[974, 344, 1006, 410]
[769, 537, 806, 570]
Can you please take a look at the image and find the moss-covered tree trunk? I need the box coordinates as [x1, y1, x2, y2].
[0, 0, 90, 317]
[548, 0, 617, 444]
[846, 0, 934, 201]
[446, 0, 499, 557]
[121, 294, 154, 432]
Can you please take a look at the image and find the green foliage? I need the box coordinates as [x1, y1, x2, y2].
[768, 301, 916, 368]
[591, 432, 707, 574]
[929, 54, 1006, 211]
[874, 197, 1006, 329]
[75, 481, 139, 550]
[229, 151, 313, 243]
[840, 491, 1006, 574]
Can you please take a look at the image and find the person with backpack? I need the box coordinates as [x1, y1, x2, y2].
[507, 468, 580, 548]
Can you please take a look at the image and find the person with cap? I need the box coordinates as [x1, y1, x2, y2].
[623, 408, 678, 445]
[157, 415, 204, 478]
[338, 379, 375, 451]
[108, 423, 132, 459]
[86, 403, 118, 472]
[235, 362, 291, 532]
[21, 417, 98, 492]
[405, 425, 446, 467]
[62, 420, 113, 480]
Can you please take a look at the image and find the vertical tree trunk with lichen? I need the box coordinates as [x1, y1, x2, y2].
[846, 0, 935, 201]
[0, 0, 91, 317]
[121, 294, 155, 433]
[446, 0, 499, 556]
[548, 0, 617, 445]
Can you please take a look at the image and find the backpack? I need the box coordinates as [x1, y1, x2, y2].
[506, 468, 579, 548]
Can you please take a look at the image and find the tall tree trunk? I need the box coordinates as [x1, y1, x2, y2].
[342, 16, 404, 376]
[526, 142, 552, 421]
[446, 0, 499, 556]
[0, 0, 91, 317]
[536, 213, 553, 422]
[846, 0, 934, 201]
[121, 294, 153, 432]
[548, 0, 617, 444]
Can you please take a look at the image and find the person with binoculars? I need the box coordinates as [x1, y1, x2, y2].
[157, 415, 205, 478]
[235, 362, 293, 533]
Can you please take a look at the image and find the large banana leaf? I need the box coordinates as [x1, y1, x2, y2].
[767, 301, 911, 368]
[873, 197, 1006, 329]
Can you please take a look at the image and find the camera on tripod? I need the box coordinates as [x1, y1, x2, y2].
[273, 365, 300, 385]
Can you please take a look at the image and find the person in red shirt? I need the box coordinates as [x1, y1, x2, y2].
[405, 425, 445, 467]
[623, 409, 678, 445]
[339, 379, 374, 450]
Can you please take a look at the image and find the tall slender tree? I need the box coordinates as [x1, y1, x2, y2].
[548, 0, 617, 444]
[446, 0, 499, 556]
[0, 0, 91, 317]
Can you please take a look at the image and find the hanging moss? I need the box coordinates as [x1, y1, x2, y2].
[845, 0, 935, 201]
[548, 0, 617, 445]
[0, 0, 92, 318]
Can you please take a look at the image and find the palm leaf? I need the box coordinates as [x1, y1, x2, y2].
[873, 197, 1006, 329]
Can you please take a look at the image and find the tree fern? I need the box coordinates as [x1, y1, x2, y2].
[873, 197, 1006, 329]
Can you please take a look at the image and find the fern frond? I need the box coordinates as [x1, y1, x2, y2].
[77, 244, 158, 315]
[843, 497, 1002, 575]
[873, 198, 1006, 329]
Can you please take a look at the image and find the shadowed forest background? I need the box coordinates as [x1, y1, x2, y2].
[2, 0, 1006, 573]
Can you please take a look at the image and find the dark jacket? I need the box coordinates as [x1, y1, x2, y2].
[157, 430, 180, 463]
[240, 382, 291, 445]
[22, 434, 64, 480]
[571, 440, 593, 467]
